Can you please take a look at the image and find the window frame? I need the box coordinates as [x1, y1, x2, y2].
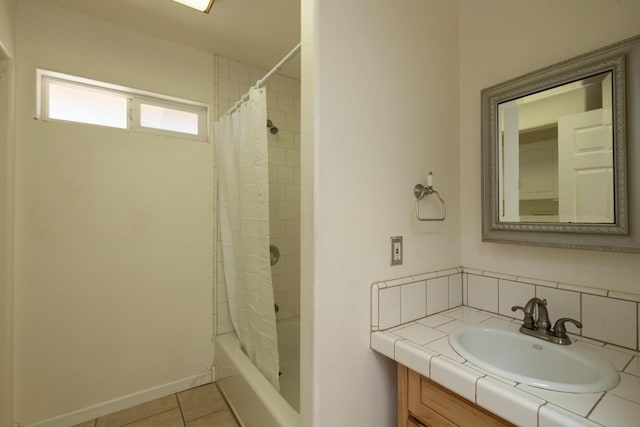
[37, 69, 209, 142]
[131, 95, 208, 140]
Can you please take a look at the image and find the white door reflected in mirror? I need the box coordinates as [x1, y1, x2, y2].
[498, 71, 614, 224]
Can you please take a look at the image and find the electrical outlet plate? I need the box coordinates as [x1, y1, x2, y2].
[391, 236, 402, 266]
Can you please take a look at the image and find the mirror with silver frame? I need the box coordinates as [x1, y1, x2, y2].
[481, 35, 640, 253]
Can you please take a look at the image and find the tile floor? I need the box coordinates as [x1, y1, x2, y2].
[72, 383, 239, 427]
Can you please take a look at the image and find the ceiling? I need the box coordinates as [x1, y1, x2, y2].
[43, 0, 301, 78]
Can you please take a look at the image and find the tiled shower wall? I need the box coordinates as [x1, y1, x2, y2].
[372, 267, 640, 351]
[214, 55, 301, 334]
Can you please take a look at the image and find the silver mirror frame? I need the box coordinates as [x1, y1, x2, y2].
[481, 35, 640, 253]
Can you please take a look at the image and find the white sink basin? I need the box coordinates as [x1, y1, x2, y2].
[449, 322, 619, 393]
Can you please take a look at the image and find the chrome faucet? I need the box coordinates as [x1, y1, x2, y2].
[512, 298, 582, 345]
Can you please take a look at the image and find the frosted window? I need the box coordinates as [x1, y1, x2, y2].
[48, 80, 127, 128]
[140, 103, 199, 135]
[39, 70, 208, 141]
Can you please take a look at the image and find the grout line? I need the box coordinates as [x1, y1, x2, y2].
[536, 401, 548, 427]
[621, 357, 634, 375]
[474, 375, 482, 404]
[606, 390, 640, 406]
[497, 279, 501, 316]
[586, 392, 607, 419]
[579, 292, 583, 337]
[176, 391, 187, 426]
[119, 408, 183, 427]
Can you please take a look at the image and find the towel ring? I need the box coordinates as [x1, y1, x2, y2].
[413, 172, 446, 221]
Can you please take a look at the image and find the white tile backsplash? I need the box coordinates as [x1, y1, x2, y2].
[371, 283, 379, 329]
[498, 279, 535, 318]
[462, 273, 468, 305]
[536, 286, 582, 334]
[582, 294, 637, 349]
[413, 272, 438, 282]
[385, 276, 416, 287]
[400, 281, 426, 323]
[467, 274, 498, 312]
[609, 291, 640, 303]
[485, 271, 517, 281]
[559, 282, 608, 296]
[437, 268, 460, 277]
[448, 273, 462, 308]
[426, 277, 449, 315]
[516, 276, 558, 288]
[371, 267, 640, 351]
[378, 286, 401, 330]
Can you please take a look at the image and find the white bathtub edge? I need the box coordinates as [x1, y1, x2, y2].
[215, 332, 300, 427]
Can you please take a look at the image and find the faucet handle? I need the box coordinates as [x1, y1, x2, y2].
[512, 305, 535, 329]
[553, 318, 583, 339]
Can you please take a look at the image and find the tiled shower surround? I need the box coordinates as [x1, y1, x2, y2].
[214, 55, 301, 335]
[371, 267, 640, 351]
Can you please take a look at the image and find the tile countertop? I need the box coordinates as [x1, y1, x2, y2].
[371, 307, 640, 427]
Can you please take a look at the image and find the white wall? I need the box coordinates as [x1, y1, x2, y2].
[0, 0, 14, 52]
[302, 0, 460, 424]
[13, 1, 215, 424]
[459, 0, 640, 293]
[0, 1, 16, 425]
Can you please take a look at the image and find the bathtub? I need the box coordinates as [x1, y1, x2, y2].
[215, 317, 300, 427]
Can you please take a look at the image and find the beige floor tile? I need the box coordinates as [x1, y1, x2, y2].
[123, 408, 184, 427]
[177, 383, 228, 421]
[72, 421, 96, 427]
[186, 410, 239, 427]
[96, 395, 179, 427]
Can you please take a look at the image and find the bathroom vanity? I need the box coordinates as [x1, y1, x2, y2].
[398, 364, 512, 426]
[371, 306, 639, 427]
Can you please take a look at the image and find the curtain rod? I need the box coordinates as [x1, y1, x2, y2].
[222, 42, 301, 117]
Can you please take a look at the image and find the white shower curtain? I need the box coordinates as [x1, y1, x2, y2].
[216, 87, 280, 390]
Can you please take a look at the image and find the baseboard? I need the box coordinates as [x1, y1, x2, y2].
[22, 370, 213, 427]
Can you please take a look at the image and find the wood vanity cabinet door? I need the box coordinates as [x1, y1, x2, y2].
[407, 418, 427, 427]
[398, 364, 513, 427]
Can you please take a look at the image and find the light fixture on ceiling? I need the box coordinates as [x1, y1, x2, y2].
[171, 0, 215, 13]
